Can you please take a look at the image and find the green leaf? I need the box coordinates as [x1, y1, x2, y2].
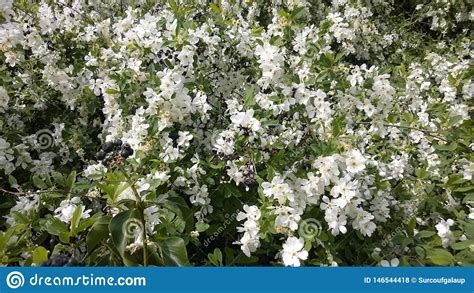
[51, 171, 66, 187]
[331, 115, 346, 137]
[70, 204, 84, 235]
[33, 175, 47, 189]
[32, 246, 49, 265]
[451, 240, 474, 250]
[425, 248, 454, 266]
[415, 230, 436, 239]
[449, 115, 463, 126]
[76, 216, 96, 233]
[161, 196, 194, 232]
[244, 87, 255, 108]
[45, 218, 69, 236]
[208, 248, 223, 266]
[59, 232, 71, 244]
[105, 88, 119, 94]
[109, 210, 132, 255]
[196, 222, 210, 232]
[464, 222, 474, 239]
[267, 165, 276, 181]
[320, 52, 334, 67]
[157, 237, 190, 266]
[8, 175, 17, 187]
[87, 216, 111, 251]
[169, 0, 178, 13]
[66, 171, 76, 191]
[415, 246, 425, 257]
[210, 2, 221, 14]
[291, 6, 305, 20]
[463, 193, 474, 204]
[435, 142, 458, 152]
[454, 185, 474, 192]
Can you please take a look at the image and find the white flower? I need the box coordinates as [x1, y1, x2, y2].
[153, 170, 170, 183]
[214, 130, 235, 155]
[84, 163, 107, 179]
[359, 220, 376, 237]
[262, 176, 294, 204]
[312, 155, 340, 185]
[235, 205, 261, 257]
[54, 197, 91, 224]
[380, 258, 399, 267]
[0, 86, 9, 112]
[274, 206, 300, 231]
[352, 210, 376, 237]
[0, 137, 15, 174]
[282, 237, 308, 267]
[255, 42, 284, 88]
[236, 232, 260, 257]
[177, 45, 194, 67]
[435, 218, 455, 247]
[5, 194, 39, 226]
[331, 177, 358, 208]
[326, 213, 348, 236]
[144, 205, 161, 233]
[300, 172, 325, 198]
[230, 109, 261, 132]
[188, 184, 210, 206]
[177, 131, 193, 149]
[345, 149, 366, 174]
[237, 205, 261, 222]
[468, 206, 474, 220]
[461, 162, 473, 180]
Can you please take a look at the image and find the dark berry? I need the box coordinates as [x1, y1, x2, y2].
[41, 254, 70, 267]
[120, 149, 131, 158]
[49, 238, 57, 247]
[113, 139, 123, 148]
[122, 143, 131, 150]
[65, 258, 78, 266]
[102, 141, 114, 153]
[101, 158, 111, 165]
[95, 150, 106, 160]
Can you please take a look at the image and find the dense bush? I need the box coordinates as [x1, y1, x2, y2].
[0, 0, 473, 267]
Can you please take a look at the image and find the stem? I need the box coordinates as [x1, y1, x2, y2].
[119, 166, 148, 267]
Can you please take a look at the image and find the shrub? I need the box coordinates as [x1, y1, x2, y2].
[0, 0, 472, 267]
